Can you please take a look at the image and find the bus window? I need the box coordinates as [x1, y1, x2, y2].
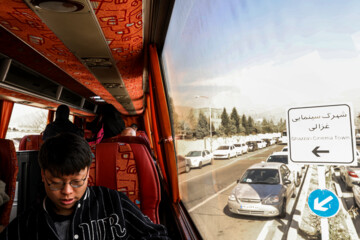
[6, 104, 47, 150]
[162, 0, 360, 239]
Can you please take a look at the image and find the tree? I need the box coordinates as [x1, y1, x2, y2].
[262, 118, 272, 133]
[247, 116, 255, 134]
[242, 114, 248, 134]
[168, 97, 180, 132]
[253, 118, 262, 134]
[220, 108, 231, 136]
[187, 108, 196, 130]
[230, 107, 240, 134]
[229, 119, 237, 135]
[195, 112, 209, 139]
[277, 118, 286, 132]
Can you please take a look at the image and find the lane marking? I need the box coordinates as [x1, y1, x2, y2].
[256, 220, 273, 240]
[188, 181, 236, 212]
[179, 146, 276, 184]
[342, 192, 354, 198]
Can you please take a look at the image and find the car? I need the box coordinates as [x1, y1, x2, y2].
[278, 136, 288, 145]
[263, 138, 276, 147]
[246, 141, 257, 152]
[227, 162, 296, 218]
[234, 143, 248, 156]
[280, 146, 308, 169]
[339, 150, 360, 189]
[266, 152, 302, 186]
[185, 150, 213, 169]
[353, 181, 360, 208]
[177, 155, 190, 173]
[256, 140, 267, 149]
[212, 145, 237, 159]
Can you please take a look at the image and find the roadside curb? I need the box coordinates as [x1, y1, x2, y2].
[287, 166, 312, 239]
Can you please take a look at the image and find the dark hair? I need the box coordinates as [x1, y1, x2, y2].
[99, 104, 125, 138]
[56, 104, 70, 121]
[38, 132, 92, 176]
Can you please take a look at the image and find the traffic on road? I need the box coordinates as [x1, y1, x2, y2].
[177, 139, 360, 239]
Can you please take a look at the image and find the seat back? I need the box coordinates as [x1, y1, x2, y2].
[136, 130, 152, 146]
[19, 135, 43, 151]
[0, 139, 18, 226]
[102, 134, 153, 157]
[95, 142, 160, 224]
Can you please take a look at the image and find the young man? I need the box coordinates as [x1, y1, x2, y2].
[43, 105, 84, 141]
[0, 133, 170, 240]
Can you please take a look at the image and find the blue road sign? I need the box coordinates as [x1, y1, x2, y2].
[308, 189, 340, 218]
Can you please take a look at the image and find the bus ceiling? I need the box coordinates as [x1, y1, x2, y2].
[0, 0, 174, 116]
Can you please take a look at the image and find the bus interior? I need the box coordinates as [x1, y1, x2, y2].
[1, 1, 360, 239]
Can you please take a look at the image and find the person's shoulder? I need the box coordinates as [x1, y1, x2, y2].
[0, 202, 44, 236]
[88, 186, 127, 198]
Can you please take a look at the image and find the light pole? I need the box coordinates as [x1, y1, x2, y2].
[195, 95, 212, 151]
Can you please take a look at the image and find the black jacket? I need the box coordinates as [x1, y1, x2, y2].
[0, 186, 170, 240]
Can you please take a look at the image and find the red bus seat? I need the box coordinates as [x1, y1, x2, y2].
[19, 135, 43, 151]
[136, 130, 151, 144]
[95, 142, 160, 224]
[0, 139, 18, 227]
[102, 134, 153, 157]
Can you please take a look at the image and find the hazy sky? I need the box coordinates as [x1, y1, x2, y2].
[162, 0, 360, 116]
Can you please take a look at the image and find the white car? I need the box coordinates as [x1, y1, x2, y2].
[266, 152, 302, 187]
[279, 136, 288, 145]
[185, 150, 213, 169]
[212, 145, 237, 159]
[234, 143, 248, 156]
[256, 140, 267, 149]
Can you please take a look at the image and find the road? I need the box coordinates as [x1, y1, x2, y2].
[178, 144, 305, 240]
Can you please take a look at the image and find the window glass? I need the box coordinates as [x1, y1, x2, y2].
[161, 0, 360, 238]
[6, 104, 48, 150]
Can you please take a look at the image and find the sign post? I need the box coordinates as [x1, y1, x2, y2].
[287, 104, 355, 240]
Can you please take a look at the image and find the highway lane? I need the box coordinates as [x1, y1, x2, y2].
[178, 144, 298, 240]
[179, 144, 283, 209]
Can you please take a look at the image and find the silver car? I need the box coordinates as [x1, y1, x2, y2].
[353, 182, 360, 209]
[339, 150, 360, 189]
[228, 162, 296, 218]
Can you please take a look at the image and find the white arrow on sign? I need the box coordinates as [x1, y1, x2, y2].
[314, 196, 333, 211]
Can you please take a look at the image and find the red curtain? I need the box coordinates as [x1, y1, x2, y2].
[149, 44, 179, 202]
[0, 100, 14, 139]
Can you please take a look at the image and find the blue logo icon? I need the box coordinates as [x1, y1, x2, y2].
[308, 189, 340, 218]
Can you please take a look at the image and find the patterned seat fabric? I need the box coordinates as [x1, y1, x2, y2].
[0, 139, 19, 226]
[102, 134, 152, 156]
[19, 135, 43, 151]
[95, 142, 160, 223]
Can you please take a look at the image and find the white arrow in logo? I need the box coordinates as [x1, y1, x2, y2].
[314, 196, 333, 211]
